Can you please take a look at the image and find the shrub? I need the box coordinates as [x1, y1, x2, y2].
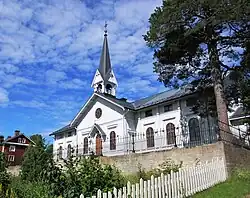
[8, 178, 55, 198]
[233, 168, 250, 181]
[0, 152, 10, 194]
[137, 159, 182, 181]
[63, 156, 126, 197]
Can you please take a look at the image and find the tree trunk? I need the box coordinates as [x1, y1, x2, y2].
[208, 41, 231, 135]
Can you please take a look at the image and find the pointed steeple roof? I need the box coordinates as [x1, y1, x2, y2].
[98, 23, 112, 81]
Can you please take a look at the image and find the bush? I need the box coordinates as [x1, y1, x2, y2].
[0, 152, 10, 194]
[233, 168, 250, 181]
[40, 156, 126, 198]
[62, 156, 126, 197]
[9, 178, 54, 198]
[137, 159, 182, 181]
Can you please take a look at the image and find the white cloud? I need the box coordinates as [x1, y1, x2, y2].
[0, 0, 165, 133]
[0, 64, 19, 73]
[0, 88, 9, 104]
[45, 69, 67, 84]
[11, 100, 49, 109]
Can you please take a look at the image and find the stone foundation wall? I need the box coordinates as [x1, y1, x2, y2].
[100, 142, 225, 174]
[223, 142, 250, 173]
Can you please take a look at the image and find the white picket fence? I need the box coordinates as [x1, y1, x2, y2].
[80, 157, 227, 198]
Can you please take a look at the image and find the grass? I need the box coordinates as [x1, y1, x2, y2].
[193, 169, 250, 198]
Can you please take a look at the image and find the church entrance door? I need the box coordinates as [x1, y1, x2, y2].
[96, 134, 102, 155]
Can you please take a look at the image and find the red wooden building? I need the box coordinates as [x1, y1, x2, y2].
[0, 130, 35, 166]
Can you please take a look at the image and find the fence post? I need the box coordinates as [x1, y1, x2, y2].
[148, 180, 151, 198]
[131, 184, 135, 198]
[151, 175, 155, 198]
[136, 183, 140, 198]
[113, 187, 117, 198]
[140, 178, 144, 198]
[97, 190, 102, 198]
[127, 181, 131, 197]
[161, 173, 165, 198]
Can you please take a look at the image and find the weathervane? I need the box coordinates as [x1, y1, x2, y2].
[104, 21, 108, 36]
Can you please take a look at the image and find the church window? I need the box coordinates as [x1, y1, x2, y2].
[95, 108, 102, 119]
[145, 110, 153, 117]
[58, 146, 63, 160]
[110, 131, 116, 150]
[166, 123, 176, 145]
[83, 137, 88, 154]
[188, 118, 201, 143]
[67, 144, 72, 158]
[164, 104, 173, 112]
[106, 84, 112, 95]
[146, 127, 154, 148]
[97, 84, 102, 93]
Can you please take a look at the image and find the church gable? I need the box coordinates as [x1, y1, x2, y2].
[75, 95, 125, 130]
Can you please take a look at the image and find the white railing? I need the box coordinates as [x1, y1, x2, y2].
[80, 157, 227, 198]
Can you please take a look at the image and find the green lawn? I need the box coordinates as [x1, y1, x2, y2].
[193, 172, 250, 198]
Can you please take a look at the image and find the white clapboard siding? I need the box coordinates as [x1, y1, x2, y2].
[80, 157, 227, 198]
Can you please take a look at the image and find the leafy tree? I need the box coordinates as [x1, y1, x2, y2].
[0, 152, 10, 194]
[144, 0, 249, 132]
[227, 41, 250, 123]
[20, 134, 51, 182]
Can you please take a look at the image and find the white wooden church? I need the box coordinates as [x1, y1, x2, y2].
[50, 29, 247, 160]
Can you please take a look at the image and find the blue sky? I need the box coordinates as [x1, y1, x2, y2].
[0, 0, 167, 142]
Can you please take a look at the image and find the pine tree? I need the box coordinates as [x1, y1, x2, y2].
[144, 0, 249, 132]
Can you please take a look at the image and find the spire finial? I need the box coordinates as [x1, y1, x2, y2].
[104, 21, 108, 36]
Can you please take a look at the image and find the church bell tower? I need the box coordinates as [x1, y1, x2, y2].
[91, 23, 118, 96]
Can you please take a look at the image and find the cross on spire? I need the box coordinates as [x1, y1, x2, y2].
[104, 21, 108, 36]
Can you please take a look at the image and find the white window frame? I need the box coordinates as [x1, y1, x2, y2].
[22, 138, 26, 143]
[9, 145, 15, 152]
[18, 138, 22, 143]
[8, 155, 15, 162]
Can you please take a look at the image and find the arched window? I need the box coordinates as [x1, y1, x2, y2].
[106, 84, 112, 94]
[146, 127, 154, 148]
[110, 131, 116, 150]
[97, 84, 102, 93]
[58, 146, 62, 160]
[83, 137, 88, 154]
[166, 123, 176, 145]
[188, 118, 201, 143]
[67, 144, 72, 158]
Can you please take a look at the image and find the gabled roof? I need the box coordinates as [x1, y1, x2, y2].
[3, 133, 36, 145]
[50, 125, 76, 136]
[89, 123, 106, 138]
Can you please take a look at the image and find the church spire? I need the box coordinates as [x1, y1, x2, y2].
[91, 22, 118, 96]
[98, 22, 111, 81]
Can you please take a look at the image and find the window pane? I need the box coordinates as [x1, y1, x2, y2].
[166, 123, 176, 145]
[145, 110, 153, 117]
[146, 127, 154, 148]
[188, 118, 201, 143]
[84, 137, 88, 154]
[164, 104, 173, 112]
[110, 131, 116, 150]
